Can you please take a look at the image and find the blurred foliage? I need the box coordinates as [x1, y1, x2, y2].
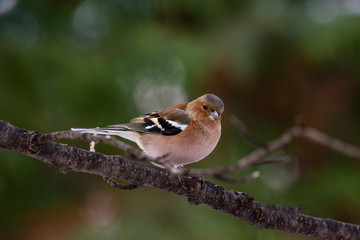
[1, 0, 360, 239]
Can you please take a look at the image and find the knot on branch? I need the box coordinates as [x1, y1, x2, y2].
[180, 176, 206, 205]
[232, 191, 254, 205]
[28, 131, 44, 154]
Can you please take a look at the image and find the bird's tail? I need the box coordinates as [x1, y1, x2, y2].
[71, 126, 128, 137]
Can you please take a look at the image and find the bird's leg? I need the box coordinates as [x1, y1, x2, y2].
[179, 166, 205, 182]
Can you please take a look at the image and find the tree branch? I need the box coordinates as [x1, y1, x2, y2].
[0, 120, 359, 239]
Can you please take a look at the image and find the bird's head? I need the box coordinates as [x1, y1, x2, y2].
[189, 93, 225, 122]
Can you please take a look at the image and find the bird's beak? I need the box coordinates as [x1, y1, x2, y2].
[209, 111, 219, 120]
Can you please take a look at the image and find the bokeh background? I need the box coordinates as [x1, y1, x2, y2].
[1, 0, 360, 239]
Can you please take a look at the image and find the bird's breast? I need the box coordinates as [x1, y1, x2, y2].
[138, 124, 221, 167]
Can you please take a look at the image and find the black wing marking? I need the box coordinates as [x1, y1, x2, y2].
[139, 110, 189, 136]
[157, 117, 183, 135]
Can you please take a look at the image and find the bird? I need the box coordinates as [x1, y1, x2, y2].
[71, 93, 224, 168]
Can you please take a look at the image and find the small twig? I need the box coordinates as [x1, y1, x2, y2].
[301, 127, 360, 159]
[230, 115, 268, 148]
[89, 140, 96, 152]
[103, 176, 142, 190]
[214, 171, 260, 184]
[256, 155, 292, 165]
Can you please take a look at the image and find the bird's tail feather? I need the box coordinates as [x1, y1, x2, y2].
[71, 127, 128, 136]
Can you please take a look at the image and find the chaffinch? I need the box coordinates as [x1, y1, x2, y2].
[72, 93, 224, 168]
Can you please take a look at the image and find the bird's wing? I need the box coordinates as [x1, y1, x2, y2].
[108, 109, 190, 136]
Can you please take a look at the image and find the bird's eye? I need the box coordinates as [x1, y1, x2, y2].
[203, 105, 208, 110]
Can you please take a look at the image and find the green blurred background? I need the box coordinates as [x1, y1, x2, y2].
[1, 0, 360, 239]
